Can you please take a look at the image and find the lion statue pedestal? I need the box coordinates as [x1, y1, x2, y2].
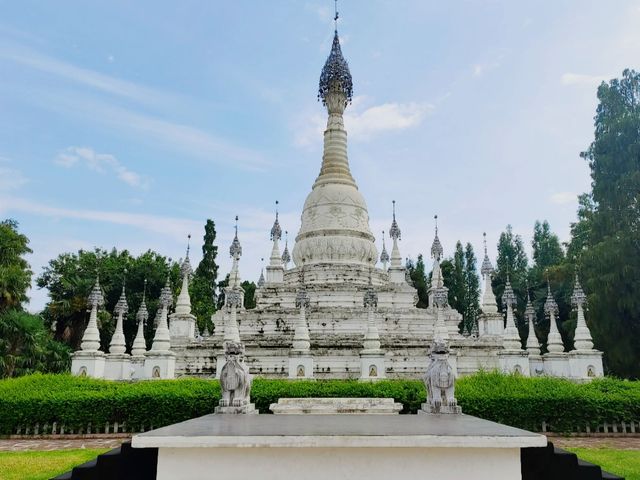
[215, 342, 257, 415]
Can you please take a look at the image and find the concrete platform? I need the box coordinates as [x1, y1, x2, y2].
[132, 414, 546, 480]
[133, 413, 546, 449]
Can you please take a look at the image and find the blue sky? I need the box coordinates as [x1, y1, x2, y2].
[1, 1, 639, 312]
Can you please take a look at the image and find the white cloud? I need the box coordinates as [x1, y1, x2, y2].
[345, 101, 433, 139]
[561, 73, 608, 87]
[0, 41, 178, 107]
[295, 97, 433, 146]
[54, 146, 150, 189]
[27, 90, 268, 171]
[0, 197, 200, 242]
[549, 192, 577, 205]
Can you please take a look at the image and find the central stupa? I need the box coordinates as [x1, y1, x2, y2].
[292, 31, 378, 275]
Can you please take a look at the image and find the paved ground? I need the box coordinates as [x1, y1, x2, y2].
[0, 437, 131, 451]
[0, 435, 639, 451]
[549, 436, 640, 450]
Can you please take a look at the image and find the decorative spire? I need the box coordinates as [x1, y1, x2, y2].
[114, 283, 128, 316]
[480, 233, 498, 314]
[543, 279, 559, 318]
[87, 275, 105, 310]
[160, 276, 173, 309]
[281, 231, 291, 267]
[524, 287, 536, 322]
[258, 258, 265, 288]
[430, 215, 443, 261]
[136, 279, 149, 326]
[318, 27, 353, 107]
[480, 232, 494, 276]
[571, 271, 594, 351]
[229, 215, 242, 259]
[130, 279, 148, 357]
[389, 201, 401, 241]
[379, 230, 389, 266]
[544, 277, 564, 353]
[180, 234, 193, 278]
[80, 274, 104, 352]
[502, 275, 517, 310]
[109, 276, 129, 355]
[270, 201, 282, 241]
[570, 272, 587, 309]
[524, 283, 541, 354]
[502, 274, 521, 350]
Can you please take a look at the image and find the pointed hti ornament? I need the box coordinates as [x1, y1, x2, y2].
[281, 231, 291, 267]
[379, 230, 389, 268]
[430, 215, 443, 261]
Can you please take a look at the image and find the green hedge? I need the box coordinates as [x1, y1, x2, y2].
[0, 373, 639, 434]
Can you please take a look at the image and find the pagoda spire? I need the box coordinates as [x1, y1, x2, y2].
[480, 232, 498, 314]
[544, 278, 564, 353]
[524, 285, 541, 354]
[314, 23, 355, 188]
[291, 12, 377, 271]
[109, 276, 128, 355]
[379, 230, 389, 270]
[428, 216, 446, 307]
[131, 279, 148, 357]
[281, 231, 291, 269]
[151, 276, 173, 352]
[269, 201, 282, 266]
[80, 274, 105, 352]
[389, 201, 402, 267]
[229, 216, 242, 288]
[501, 273, 521, 350]
[571, 272, 594, 351]
[175, 235, 193, 316]
[266, 202, 284, 284]
[258, 258, 265, 288]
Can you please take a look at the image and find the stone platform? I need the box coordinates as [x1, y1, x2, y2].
[132, 413, 546, 480]
[269, 397, 403, 414]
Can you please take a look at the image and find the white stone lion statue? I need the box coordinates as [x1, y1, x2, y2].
[422, 339, 461, 414]
[219, 342, 252, 408]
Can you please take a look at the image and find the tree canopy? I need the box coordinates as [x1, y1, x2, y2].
[37, 248, 180, 351]
[0, 219, 33, 312]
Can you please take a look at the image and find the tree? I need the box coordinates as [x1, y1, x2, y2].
[406, 255, 428, 308]
[577, 69, 640, 378]
[528, 220, 571, 348]
[190, 220, 219, 334]
[463, 242, 480, 334]
[493, 225, 529, 337]
[37, 248, 180, 351]
[241, 281, 257, 309]
[0, 219, 32, 312]
[0, 310, 71, 378]
[448, 242, 466, 314]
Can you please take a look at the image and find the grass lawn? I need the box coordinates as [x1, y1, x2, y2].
[0, 449, 108, 480]
[567, 448, 640, 480]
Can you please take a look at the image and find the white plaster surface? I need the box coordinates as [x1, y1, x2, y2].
[154, 446, 522, 480]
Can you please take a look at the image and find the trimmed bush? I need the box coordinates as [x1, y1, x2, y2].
[0, 373, 639, 434]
